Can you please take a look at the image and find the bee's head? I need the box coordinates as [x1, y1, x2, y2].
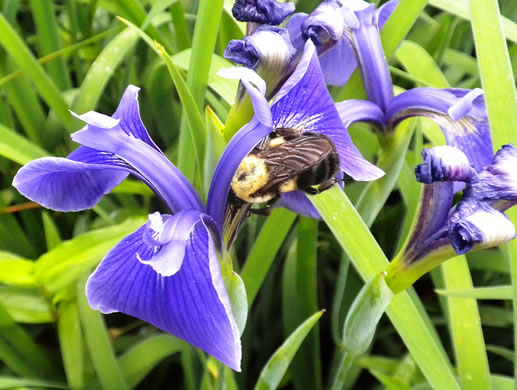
[231, 155, 272, 203]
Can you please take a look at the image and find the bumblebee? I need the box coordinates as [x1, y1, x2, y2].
[223, 128, 340, 244]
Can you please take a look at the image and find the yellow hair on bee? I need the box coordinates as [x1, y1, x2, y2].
[231, 155, 273, 203]
[267, 136, 286, 148]
[278, 179, 298, 193]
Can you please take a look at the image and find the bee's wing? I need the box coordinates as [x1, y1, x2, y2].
[257, 135, 333, 193]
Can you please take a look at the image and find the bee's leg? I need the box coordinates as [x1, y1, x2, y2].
[302, 187, 319, 195]
[317, 178, 338, 193]
[248, 196, 279, 216]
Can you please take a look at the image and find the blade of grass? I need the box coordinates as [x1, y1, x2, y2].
[310, 187, 460, 390]
[469, 1, 517, 387]
[177, 0, 224, 181]
[29, 0, 71, 90]
[169, 1, 191, 51]
[255, 310, 325, 390]
[241, 208, 297, 305]
[430, 0, 517, 44]
[0, 124, 48, 164]
[437, 285, 513, 300]
[0, 13, 71, 128]
[58, 299, 85, 390]
[76, 275, 128, 390]
[441, 256, 491, 389]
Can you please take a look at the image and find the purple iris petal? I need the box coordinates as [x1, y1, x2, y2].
[224, 26, 297, 72]
[335, 99, 385, 128]
[12, 146, 128, 212]
[352, 4, 393, 112]
[403, 182, 454, 261]
[448, 199, 516, 254]
[414, 146, 477, 184]
[465, 144, 517, 202]
[232, 0, 295, 25]
[277, 190, 321, 219]
[207, 118, 272, 228]
[86, 212, 241, 371]
[271, 40, 384, 181]
[71, 113, 203, 213]
[376, 0, 399, 28]
[285, 12, 308, 52]
[387, 88, 493, 173]
[318, 38, 357, 86]
[302, 0, 347, 51]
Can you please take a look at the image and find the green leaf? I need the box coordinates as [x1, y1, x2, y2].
[440, 256, 491, 389]
[0, 252, 36, 287]
[0, 124, 49, 164]
[0, 13, 71, 128]
[77, 276, 128, 390]
[241, 208, 297, 305]
[0, 377, 67, 389]
[58, 299, 85, 390]
[119, 334, 183, 389]
[310, 187, 460, 390]
[254, 310, 325, 390]
[35, 217, 145, 294]
[42, 211, 62, 251]
[0, 286, 52, 323]
[224, 271, 248, 335]
[436, 285, 513, 300]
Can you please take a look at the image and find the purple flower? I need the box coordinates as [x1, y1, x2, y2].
[232, 0, 295, 25]
[211, 40, 384, 220]
[12, 86, 242, 371]
[385, 142, 517, 292]
[290, 0, 399, 87]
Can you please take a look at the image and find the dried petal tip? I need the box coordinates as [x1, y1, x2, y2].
[415, 146, 477, 184]
[448, 199, 516, 254]
[224, 26, 296, 71]
[232, 0, 295, 25]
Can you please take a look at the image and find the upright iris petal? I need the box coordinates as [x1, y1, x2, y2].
[12, 85, 242, 371]
[214, 40, 384, 220]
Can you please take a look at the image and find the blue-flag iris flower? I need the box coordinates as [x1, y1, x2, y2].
[12, 86, 242, 371]
[385, 143, 517, 293]
[232, 0, 295, 27]
[211, 40, 384, 221]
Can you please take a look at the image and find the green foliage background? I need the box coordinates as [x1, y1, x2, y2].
[0, 0, 516, 389]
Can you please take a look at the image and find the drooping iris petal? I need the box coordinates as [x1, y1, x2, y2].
[335, 99, 385, 128]
[285, 12, 308, 51]
[465, 144, 517, 203]
[448, 199, 516, 254]
[271, 40, 384, 181]
[387, 88, 493, 172]
[138, 211, 202, 277]
[302, 0, 349, 51]
[232, 0, 295, 25]
[318, 38, 357, 86]
[86, 213, 241, 371]
[414, 146, 477, 184]
[71, 115, 204, 213]
[12, 146, 128, 212]
[207, 118, 272, 228]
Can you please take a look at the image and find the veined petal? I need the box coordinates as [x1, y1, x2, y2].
[302, 0, 348, 51]
[318, 37, 357, 86]
[72, 118, 203, 214]
[224, 26, 297, 99]
[351, 4, 393, 112]
[387, 88, 493, 172]
[465, 144, 517, 203]
[271, 40, 384, 181]
[218, 67, 272, 127]
[335, 99, 385, 128]
[285, 12, 308, 51]
[207, 118, 272, 228]
[414, 146, 477, 184]
[86, 214, 241, 371]
[12, 146, 128, 212]
[277, 190, 321, 219]
[232, 0, 295, 25]
[448, 199, 516, 254]
[402, 182, 454, 261]
[138, 211, 201, 277]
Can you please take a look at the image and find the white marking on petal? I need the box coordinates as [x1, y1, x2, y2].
[69, 110, 120, 129]
[466, 209, 516, 248]
[217, 67, 267, 96]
